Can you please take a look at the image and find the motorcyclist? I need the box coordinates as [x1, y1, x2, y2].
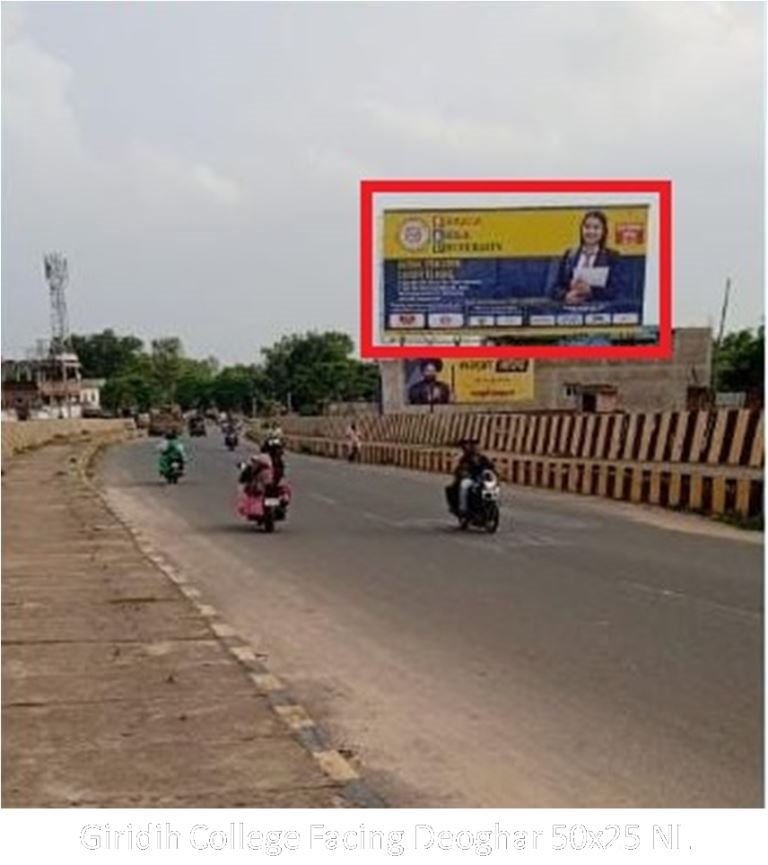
[260, 435, 285, 484]
[447, 438, 495, 516]
[223, 417, 239, 446]
[238, 453, 273, 497]
[157, 430, 186, 473]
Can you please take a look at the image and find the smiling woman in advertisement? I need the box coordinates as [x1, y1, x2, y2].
[554, 210, 621, 304]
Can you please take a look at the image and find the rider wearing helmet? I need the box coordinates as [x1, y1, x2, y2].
[260, 434, 286, 484]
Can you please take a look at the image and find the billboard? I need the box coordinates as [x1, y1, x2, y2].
[404, 359, 534, 405]
[383, 205, 649, 338]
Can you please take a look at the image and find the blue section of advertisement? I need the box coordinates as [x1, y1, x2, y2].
[383, 255, 646, 329]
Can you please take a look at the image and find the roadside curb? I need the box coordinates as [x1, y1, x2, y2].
[77, 437, 387, 809]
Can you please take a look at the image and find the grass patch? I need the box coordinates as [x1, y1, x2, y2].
[668, 503, 763, 532]
[713, 512, 764, 532]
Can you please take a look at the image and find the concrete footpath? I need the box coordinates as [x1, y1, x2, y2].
[2, 439, 366, 807]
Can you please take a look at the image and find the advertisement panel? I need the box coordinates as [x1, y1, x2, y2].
[383, 205, 649, 338]
[404, 359, 534, 405]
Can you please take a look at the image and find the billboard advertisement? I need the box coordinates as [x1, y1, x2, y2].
[383, 205, 649, 338]
[404, 359, 534, 405]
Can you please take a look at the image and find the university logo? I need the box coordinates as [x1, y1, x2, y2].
[398, 218, 430, 251]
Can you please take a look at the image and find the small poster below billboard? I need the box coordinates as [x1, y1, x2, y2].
[404, 359, 534, 405]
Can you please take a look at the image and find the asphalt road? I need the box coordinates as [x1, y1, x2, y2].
[100, 432, 763, 807]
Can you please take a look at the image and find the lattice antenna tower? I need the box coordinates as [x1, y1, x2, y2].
[43, 252, 71, 355]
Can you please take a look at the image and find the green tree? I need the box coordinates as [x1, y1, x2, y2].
[90, 329, 380, 416]
[150, 337, 184, 403]
[101, 377, 133, 414]
[70, 330, 144, 378]
[212, 365, 258, 414]
[101, 373, 162, 414]
[260, 331, 379, 414]
[715, 327, 764, 393]
[338, 360, 379, 402]
[175, 358, 217, 410]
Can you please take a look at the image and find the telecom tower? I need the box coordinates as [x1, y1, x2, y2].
[43, 252, 80, 416]
[44, 252, 71, 353]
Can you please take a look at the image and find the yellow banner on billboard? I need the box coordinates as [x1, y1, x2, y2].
[383, 206, 649, 260]
[449, 359, 534, 403]
[404, 359, 534, 404]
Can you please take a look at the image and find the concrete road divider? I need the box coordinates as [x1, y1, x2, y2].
[253, 410, 763, 521]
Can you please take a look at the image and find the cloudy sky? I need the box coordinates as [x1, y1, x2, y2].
[2, 1, 764, 363]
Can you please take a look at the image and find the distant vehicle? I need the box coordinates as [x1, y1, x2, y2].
[81, 405, 106, 419]
[148, 406, 184, 437]
[188, 415, 207, 437]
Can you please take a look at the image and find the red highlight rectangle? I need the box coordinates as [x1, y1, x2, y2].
[360, 179, 672, 360]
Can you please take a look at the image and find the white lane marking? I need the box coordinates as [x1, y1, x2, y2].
[448, 530, 564, 553]
[697, 599, 762, 622]
[360, 511, 400, 527]
[624, 580, 761, 622]
[309, 493, 338, 506]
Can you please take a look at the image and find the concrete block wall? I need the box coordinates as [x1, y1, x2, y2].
[270, 407, 763, 520]
[1, 419, 135, 462]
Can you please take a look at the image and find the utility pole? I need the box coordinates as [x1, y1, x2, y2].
[712, 277, 732, 400]
[716, 277, 732, 351]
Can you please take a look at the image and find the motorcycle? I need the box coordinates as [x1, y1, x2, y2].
[236, 463, 292, 533]
[224, 431, 239, 450]
[159, 454, 185, 485]
[447, 469, 501, 533]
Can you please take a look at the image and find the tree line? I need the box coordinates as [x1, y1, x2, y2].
[71, 330, 380, 416]
[72, 325, 763, 416]
[713, 326, 763, 396]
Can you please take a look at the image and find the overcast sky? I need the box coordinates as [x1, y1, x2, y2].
[2, 1, 764, 364]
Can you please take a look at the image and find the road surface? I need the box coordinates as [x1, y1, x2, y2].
[100, 433, 763, 807]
